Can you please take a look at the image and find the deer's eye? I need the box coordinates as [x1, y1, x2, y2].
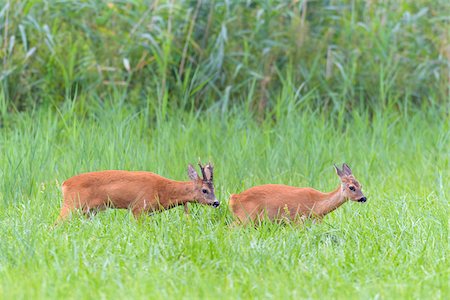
[202, 189, 208, 194]
[349, 186, 356, 191]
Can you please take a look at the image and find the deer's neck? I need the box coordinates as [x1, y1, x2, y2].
[159, 180, 196, 208]
[314, 186, 347, 217]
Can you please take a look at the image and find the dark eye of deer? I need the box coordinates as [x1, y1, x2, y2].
[349, 186, 355, 191]
[202, 189, 208, 194]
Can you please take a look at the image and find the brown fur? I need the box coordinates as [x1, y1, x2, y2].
[229, 164, 366, 225]
[57, 166, 218, 222]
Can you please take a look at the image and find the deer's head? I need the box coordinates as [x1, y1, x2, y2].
[188, 162, 219, 207]
[334, 163, 367, 203]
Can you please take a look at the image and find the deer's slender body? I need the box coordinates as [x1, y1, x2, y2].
[57, 163, 218, 222]
[229, 164, 366, 224]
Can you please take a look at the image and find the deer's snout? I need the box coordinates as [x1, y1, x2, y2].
[358, 197, 367, 203]
[212, 200, 220, 208]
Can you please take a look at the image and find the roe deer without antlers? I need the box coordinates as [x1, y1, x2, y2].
[229, 163, 366, 225]
[57, 162, 218, 222]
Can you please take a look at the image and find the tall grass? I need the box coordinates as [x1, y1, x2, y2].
[0, 100, 448, 298]
[1, 0, 449, 114]
[0, 0, 448, 299]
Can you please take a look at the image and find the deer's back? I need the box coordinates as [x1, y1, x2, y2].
[230, 184, 321, 221]
[62, 170, 168, 208]
[235, 184, 318, 201]
[63, 170, 165, 188]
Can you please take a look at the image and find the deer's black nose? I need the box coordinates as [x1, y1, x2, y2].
[358, 197, 367, 203]
[212, 201, 220, 208]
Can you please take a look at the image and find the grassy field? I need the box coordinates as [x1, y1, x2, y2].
[0, 102, 447, 299]
[1, 0, 449, 299]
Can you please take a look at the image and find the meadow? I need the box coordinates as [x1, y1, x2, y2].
[0, 102, 447, 299]
[1, 0, 449, 299]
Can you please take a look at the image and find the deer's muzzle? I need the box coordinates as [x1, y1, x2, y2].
[358, 197, 367, 203]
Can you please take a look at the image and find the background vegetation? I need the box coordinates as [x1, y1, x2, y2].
[1, 0, 449, 117]
[0, 0, 448, 299]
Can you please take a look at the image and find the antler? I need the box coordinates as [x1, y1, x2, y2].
[198, 161, 207, 180]
[204, 163, 213, 181]
[198, 160, 213, 181]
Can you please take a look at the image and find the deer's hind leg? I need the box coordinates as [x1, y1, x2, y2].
[55, 187, 77, 224]
[231, 208, 260, 227]
[56, 186, 104, 223]
[56, 204, 74, 223]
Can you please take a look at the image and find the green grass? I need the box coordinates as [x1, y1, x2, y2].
[0, 0, 448, 298]
[0, 102, 448, 299]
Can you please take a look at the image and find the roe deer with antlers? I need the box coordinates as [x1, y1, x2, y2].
[57, 162, 218, 222]
[229, 163, 366, 224]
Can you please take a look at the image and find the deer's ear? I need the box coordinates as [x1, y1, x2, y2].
[334, 164, 344, 178]
[342, 163, 352, 175]
[203, 163, 213, 181]
[188, 164, 199, 181]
